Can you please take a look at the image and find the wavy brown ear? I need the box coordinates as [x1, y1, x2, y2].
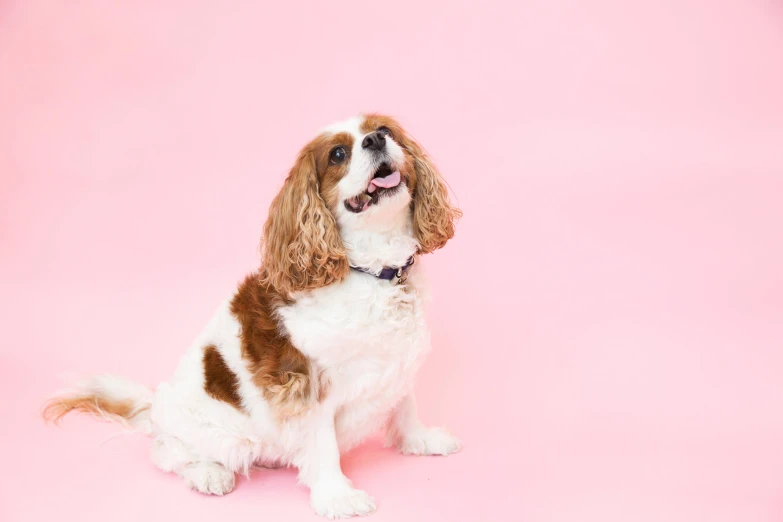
[406, 137, 462, 253]
[260, 149, 348, 295]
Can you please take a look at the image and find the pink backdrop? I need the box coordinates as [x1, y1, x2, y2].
[2, 1, 783, 521]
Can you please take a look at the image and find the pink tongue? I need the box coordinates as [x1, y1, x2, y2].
[367, 171, 401, 193]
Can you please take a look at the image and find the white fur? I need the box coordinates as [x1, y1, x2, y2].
[68, 117, 459, 518]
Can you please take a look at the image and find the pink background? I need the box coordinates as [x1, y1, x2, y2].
[2, 1, 783, 521]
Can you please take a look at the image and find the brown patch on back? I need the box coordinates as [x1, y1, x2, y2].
[203, 344, 244, 411]
[230, 273, 325, 418]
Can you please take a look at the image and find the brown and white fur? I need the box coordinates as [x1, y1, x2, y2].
[43, 114, 462, 518]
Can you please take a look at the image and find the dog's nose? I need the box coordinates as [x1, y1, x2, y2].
[362, 131, 386, 151]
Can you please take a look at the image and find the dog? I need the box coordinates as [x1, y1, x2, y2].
[44, 114, 462, 518]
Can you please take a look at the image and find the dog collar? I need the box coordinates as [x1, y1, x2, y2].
[350, 256, 415, 284]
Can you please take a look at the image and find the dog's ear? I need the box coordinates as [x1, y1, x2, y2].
[402, 134, 462, 253]
[260, 148, 348, 295]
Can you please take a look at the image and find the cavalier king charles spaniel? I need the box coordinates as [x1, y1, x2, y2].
[44, 114, 461, 518]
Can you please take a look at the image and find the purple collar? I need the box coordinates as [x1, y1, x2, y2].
[350, 256, 415, 284]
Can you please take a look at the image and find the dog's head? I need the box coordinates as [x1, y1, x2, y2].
[260, 114, 460, 296]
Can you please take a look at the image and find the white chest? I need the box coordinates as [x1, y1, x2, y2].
[278, 269, 430, 407]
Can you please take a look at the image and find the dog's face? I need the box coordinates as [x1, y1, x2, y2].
[317, 115, 415, 220]
[260, 114, 460, 296]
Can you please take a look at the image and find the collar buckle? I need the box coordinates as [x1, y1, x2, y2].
[396, 256, 414, 285]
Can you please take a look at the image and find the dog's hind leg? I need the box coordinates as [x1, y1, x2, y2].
[151, 434, 236, 496]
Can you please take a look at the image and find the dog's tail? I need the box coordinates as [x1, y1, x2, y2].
[43, 375, 155, 435]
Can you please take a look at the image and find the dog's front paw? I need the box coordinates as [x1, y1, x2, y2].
[399, 427, 462, 456]
[311, 483, 377, 519]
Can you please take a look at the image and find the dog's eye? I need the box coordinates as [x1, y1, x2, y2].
[329, 147, 347, 165]
[378, 126, 393, 138]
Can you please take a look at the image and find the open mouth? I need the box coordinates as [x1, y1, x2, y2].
[344, 162, 403, 213]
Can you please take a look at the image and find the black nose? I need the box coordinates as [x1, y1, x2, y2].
[362, 131, 386, 151]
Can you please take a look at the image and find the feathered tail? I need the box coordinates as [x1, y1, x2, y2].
[43, 374, 155, 435]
